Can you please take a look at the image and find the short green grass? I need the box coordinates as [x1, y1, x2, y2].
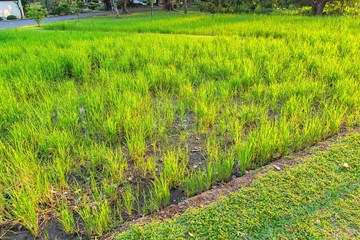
[0, 13, 359, 238]
[116, 132, 360, 239]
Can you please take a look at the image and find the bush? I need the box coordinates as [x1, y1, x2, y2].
[54, 4, 71, 15]
[76, 1, 85, 8]
[198, 0, 230, 13]
[254, 6, 273, 14]
[6, 15, 17, 20]
[28, 7, 48, 26]
[88, 2, 98, 10]
[230, 3, 252, 13]
[81, 9, 92, 13]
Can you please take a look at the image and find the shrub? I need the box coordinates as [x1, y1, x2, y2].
[198, 1, 230, 13]
[254, 6, 273, 14]
[6, 15, 17, 20]
[88, 2, 98, 10]
[28, 7, 48, 27]
[0, 17, 3, 21]
[54, 4, 71, 15]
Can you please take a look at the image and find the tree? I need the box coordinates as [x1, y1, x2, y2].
[311, 0, 329, 15]
[28, 7, 48, 26]
[111, 0, 120, 17]
[70, 2, 81, 21]
[122, 0, 130, 14]
[13, 0, 24, 19]
[104, 0, 112, 10]
[163, 0, 174, 10]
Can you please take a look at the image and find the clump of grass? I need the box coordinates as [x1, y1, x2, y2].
[57, 199, 77, 235]
[152, 175, 171, 208]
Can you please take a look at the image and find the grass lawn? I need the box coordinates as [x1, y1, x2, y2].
[116, 131, 360, 239]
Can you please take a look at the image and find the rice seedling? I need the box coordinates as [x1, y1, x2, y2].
[57, 199, 77, 235]
[0, 12, 359, 239]
[122, 184, 133, 216]
[152, 175, 171, 208]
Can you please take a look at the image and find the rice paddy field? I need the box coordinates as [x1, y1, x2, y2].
[0, 13, 359, 238]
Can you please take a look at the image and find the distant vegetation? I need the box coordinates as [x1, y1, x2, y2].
[0, 13, 359, 238]
[197, 0, 360, 15]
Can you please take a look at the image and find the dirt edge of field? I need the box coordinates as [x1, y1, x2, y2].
[104, 126, 360, 239]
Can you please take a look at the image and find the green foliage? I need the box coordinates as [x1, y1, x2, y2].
[22, 0, 30, 17]
[118, 132, 360, 239]
[57, 200, 77, 235]
[6, 15, 17, 20]
[54, 3, 71, 15]
[89, 2, 99, 10]
[198, 0, 359, 14]
[28, 7, 48, 27]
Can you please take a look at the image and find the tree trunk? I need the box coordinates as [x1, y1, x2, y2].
[111, 0, 120, 18]
[311, 0, 328, 16]
[151, 0, 154, 16]
[163, 0, 174, 10]
[104, 0, 112, 10]
[14, 0, 24, 19]
[155, 0, 159, 6]
[122, 0, 130, 14]
[184, 0, 187, 14]
[339, 0, 344, 15]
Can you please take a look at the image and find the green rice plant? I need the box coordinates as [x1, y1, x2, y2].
[141, 190, 149, 216]
[152, 175, 170, 208]
[57, 199, 77, 235]
[199, 164, 214, 192]
[0, 187, 5, 223]
[256, 119, 279, 166]
[77, 196, 113, 236]
[125, 133, 147, 161]
[147, 189, 158, 213]
[122, 184, 133, 216]
[177, 100, 186, 128]
[103, 147, 128, 184]
[9, 188, 39, 237]
[115, 198, 124, 223]
[162, 150, 186, 188]
[102, 178, 118, 202]
[184, 173, 198, 198]
[194, 100, 218, 131]
[277, 117, 292, 156]
[134, 184, 141, 215]
[213, 151, 235, 182]
[236, 137, 256, 174]
[324, 103, 347, 135]
[133, 156, 155, 179]
[53, 156, 70, 189]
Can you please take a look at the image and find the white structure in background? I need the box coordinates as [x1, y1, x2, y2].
[0, 0, 23, 19]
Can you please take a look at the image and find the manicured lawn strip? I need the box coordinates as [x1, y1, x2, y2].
[117, 132, 360, 239]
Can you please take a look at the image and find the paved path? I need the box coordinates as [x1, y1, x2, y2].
[0, 7, 160, 29]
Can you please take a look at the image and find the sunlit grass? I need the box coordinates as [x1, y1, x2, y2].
[0, 13, 359, 238]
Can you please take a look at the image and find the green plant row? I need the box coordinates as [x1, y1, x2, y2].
[117, 132, 360, 239]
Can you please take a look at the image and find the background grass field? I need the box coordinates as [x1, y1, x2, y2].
[0, 13, 359, 238]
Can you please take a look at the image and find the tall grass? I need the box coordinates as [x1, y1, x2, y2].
[0, 13, 359, 238]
